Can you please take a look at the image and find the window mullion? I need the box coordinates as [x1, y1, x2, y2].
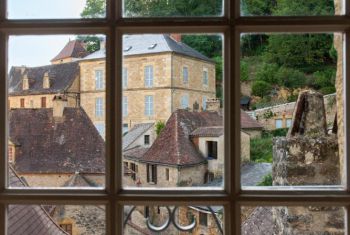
[0, 32, 6, 193]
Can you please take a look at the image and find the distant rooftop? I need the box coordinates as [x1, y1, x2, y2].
[123, 123, 154, 151]
[51, 40, 89, 62]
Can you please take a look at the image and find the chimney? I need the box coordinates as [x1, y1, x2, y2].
[43, 72, 50, 89]
[170, 34, 182, 43]
[22, 73, 29, 90]
[206, 98, 221, 112]
[20, 66, 26, 74]
[52, 94, 68, 118]
[193, 101, 200, 112]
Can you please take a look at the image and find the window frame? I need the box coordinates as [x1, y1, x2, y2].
[0, 1, 349, 235]
[95, 69, 105, 90]
[95, 97, 104, 117]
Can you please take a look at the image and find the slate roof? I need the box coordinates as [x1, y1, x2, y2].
[123, 123, 154, 150]
[51, 40, 89, 62]
[190, 126, 223, 137]
[10, 108, 105, 174]
[241, 110, 263, 129]
[241, 207, 274, 235]
[123, 146, 149, 161]
[9, 62, 79, 96]
[140, 110, 222, 166]
[81, 34, 213, 63]
[8, 166, 68, 235]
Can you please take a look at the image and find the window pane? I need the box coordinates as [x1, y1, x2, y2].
[241, 0, 341, 16]
[240, 33, 344, 189]
[8, 35, 106, 188]
[122, 34, 224, 189]
[7, 0, 106, 19]
[124, 205, 224, 234]
[123, 0, 223, 17]
[241, 206, 346, 234]
[8, 204, 106, 235]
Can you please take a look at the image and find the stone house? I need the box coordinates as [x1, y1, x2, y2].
[241, 109, 263, 138]
[9, 95, 105, 187]
[8, 62, 81, 109]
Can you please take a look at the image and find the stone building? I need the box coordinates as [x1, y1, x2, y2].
[240, 109, 263, 138]
[8, 62, 81, 109]
[51, 40, 89, 64]
[9, 95, 105, 187]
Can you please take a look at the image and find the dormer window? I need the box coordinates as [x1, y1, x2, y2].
[148, 44, 157, 49]
[43, 72, 50, 89]
[22, 74, 29, 90]
[123, 46, 132, 52]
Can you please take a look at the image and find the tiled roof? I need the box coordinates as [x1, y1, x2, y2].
[190, 126, 223, 137]
[123, 123, 154, 150]
[10, 108, 105, 174]
[8, 166, 68, 235]
[123, 146, 149, 161]
[241, 207, 274, 235]
[63, 173, 99, 187]
[9, 62, 79, 96]
[241, 110, 263, 129]
[81, 34, 213, 63]
[140, 110, 222, 166]
[51, 40, 89, 62]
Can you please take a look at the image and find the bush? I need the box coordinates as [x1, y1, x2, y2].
[251, 80, 272, 98]
[155, 120, 165, 136]
[275, 67, 306, 89]
[270, 128, 289, 137]
[320, 86, 336, 95]
[250, 136, 273, 163]
[256, 63, 280, 84]
[240, 61, 249, 81]
[312, 68, 336, 89]
[257, 174, 272, 186]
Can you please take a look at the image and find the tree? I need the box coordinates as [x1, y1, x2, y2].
[255, 63, 280, 84]
[155, 121, 166, 136]
[275, 67, 306, 89]
[81, 0, 106, 18]
[251, 80, 272, 98]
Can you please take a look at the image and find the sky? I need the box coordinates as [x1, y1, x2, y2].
[7, 0, 89, 69]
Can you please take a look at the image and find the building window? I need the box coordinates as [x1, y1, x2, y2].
[199, 212, 208, 227]
[165, 168, 169, 181]
[207, 141, 218, 159]
[181, 95, 189, 109]
[202, 69, 208, 85]
[8, 147, 13, 163]
[183, 67, 188, 84]
[123, 123, 129, 135]
[144, 95, 154, 116]
[122, 67, 128, 89]
[275, 119, 283, 129]
[144, 135, 150, 145]
[202, 96, 207, 110]
[144, 65, 153, 87]
[286, 118, 292, 128]
[147, 164, 157, 184]
[94, 123, 105, 138]
[95, 97, 104, 117]
[41, 97, 46, 108]
[130, 163, 137, 181]
[123, 96, 128, 117]
[20, 98, 25, 108]
[60, 224, 73, 235]
[95, 70, 104, 90]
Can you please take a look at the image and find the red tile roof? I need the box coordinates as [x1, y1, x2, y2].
[140, 110, 222, 166]
[190, 126, 223, 137]
[51, 40, 89, 62]
[241, 110, 263, 129]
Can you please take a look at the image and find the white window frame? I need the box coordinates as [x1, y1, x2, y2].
[95, 69, 104, 90]
[202, 96, 207, 110]
[144, 65, 153, 88]
[275, 118, 283, 129]
[0, 1, 349, 235]
[202, 68, 208, 86]
[122, 96, 128, 117]
[95, 97, 104, 117]
[183, 66, 189, 84]
[181, 94, 189, 109]
[144, 95, 154, 116]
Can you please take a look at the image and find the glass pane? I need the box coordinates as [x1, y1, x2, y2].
[122, 34, 224, 189]
[124, 205, 224, 234]
[123, 0, 223, 17]
[241, 0, 342, 16]
[7, 0, 106, 19]
[240, 33, 344, 189]
[241, 206, 346, 234]
[8, 204, 106, 235]
[8, 35, 106, 188]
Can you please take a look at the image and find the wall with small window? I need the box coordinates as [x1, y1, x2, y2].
[196, 136, 224, 176]
[8, 94, 79, 109]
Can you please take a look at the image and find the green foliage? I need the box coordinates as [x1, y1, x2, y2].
[273, 0, 334, 16]
[287, 94, 298, 102]
[155, 121, 166, 136]
[312, 68, 336, 89]
[251, 80, 271, 98]
[262, 109, 274, 120]
[256, 63, 280, 84]
[320, 86, 336, 95]
[269, 128, 289, 137]
[250, 136, 273, 163]
[80, 0, 106, 18]
[240, 61, 249, 81]
[76, 35, 103, 53]
[241, 0, 275, 16]
[241, 34, 268, 57]
[275, 67, 306, 89]
[257, 174, 272, 186]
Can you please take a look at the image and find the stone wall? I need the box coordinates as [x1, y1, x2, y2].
[9, 93, 78, 109]
[241, 131, 250, 162]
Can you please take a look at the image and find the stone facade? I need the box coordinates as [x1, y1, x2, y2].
[241, 131, 250, 162]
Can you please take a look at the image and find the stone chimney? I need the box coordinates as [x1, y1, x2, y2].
[22, 73, 29, 90]
[193, 101, 200, 112]
[43, 72, 50, 89]
[52, 94, 67, 118]
[206, 98, 220, 112]
[170, 34, 182, 42]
